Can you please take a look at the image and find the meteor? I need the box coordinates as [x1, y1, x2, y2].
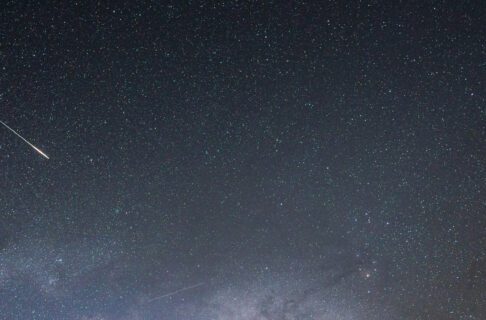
[0, 120, 49, 159]
[147, 282, 204, 303]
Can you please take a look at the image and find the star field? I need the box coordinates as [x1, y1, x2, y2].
[1, 1, 485, 319]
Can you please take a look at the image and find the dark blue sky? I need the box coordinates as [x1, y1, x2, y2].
[1, 1, 485, 319]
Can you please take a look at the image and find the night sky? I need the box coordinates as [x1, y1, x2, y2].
[1, 1, 485, 319]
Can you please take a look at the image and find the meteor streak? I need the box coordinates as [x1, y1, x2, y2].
[0, 120, 49, 159]
[147, 282, 204, 303]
